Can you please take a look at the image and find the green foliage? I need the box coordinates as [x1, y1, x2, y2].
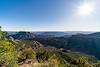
[0, 31, 8, 40]
[76, 56, 88, 64]
[0, 38, 99, 67]
[76, 56, 93, 67]
[23, 48, 36, 59]
[0, 41, 18, 67]
[94, 61, 100, 67]
[36, 49, 53, 62]
[17, 47, 36, 63]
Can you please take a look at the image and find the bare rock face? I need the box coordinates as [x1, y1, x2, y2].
[32, 41, 44, 48]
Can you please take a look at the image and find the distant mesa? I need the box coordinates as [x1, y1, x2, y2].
[10, 31, 35, 40]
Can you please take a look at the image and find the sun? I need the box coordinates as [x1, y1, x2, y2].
[77, 3, 95, 16]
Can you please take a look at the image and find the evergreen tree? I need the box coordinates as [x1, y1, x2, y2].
[0, 26, 7, 40]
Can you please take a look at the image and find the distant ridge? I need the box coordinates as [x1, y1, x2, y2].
[88, 32, 100, 37]
[10, 31, 35, 40]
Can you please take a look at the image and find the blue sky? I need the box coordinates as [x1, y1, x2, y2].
[0, 0, 100, 31]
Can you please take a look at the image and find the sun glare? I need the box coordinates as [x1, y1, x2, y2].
[77, 3, 95, 16]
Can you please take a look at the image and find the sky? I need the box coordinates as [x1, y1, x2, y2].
[0, 0, 100, 31]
